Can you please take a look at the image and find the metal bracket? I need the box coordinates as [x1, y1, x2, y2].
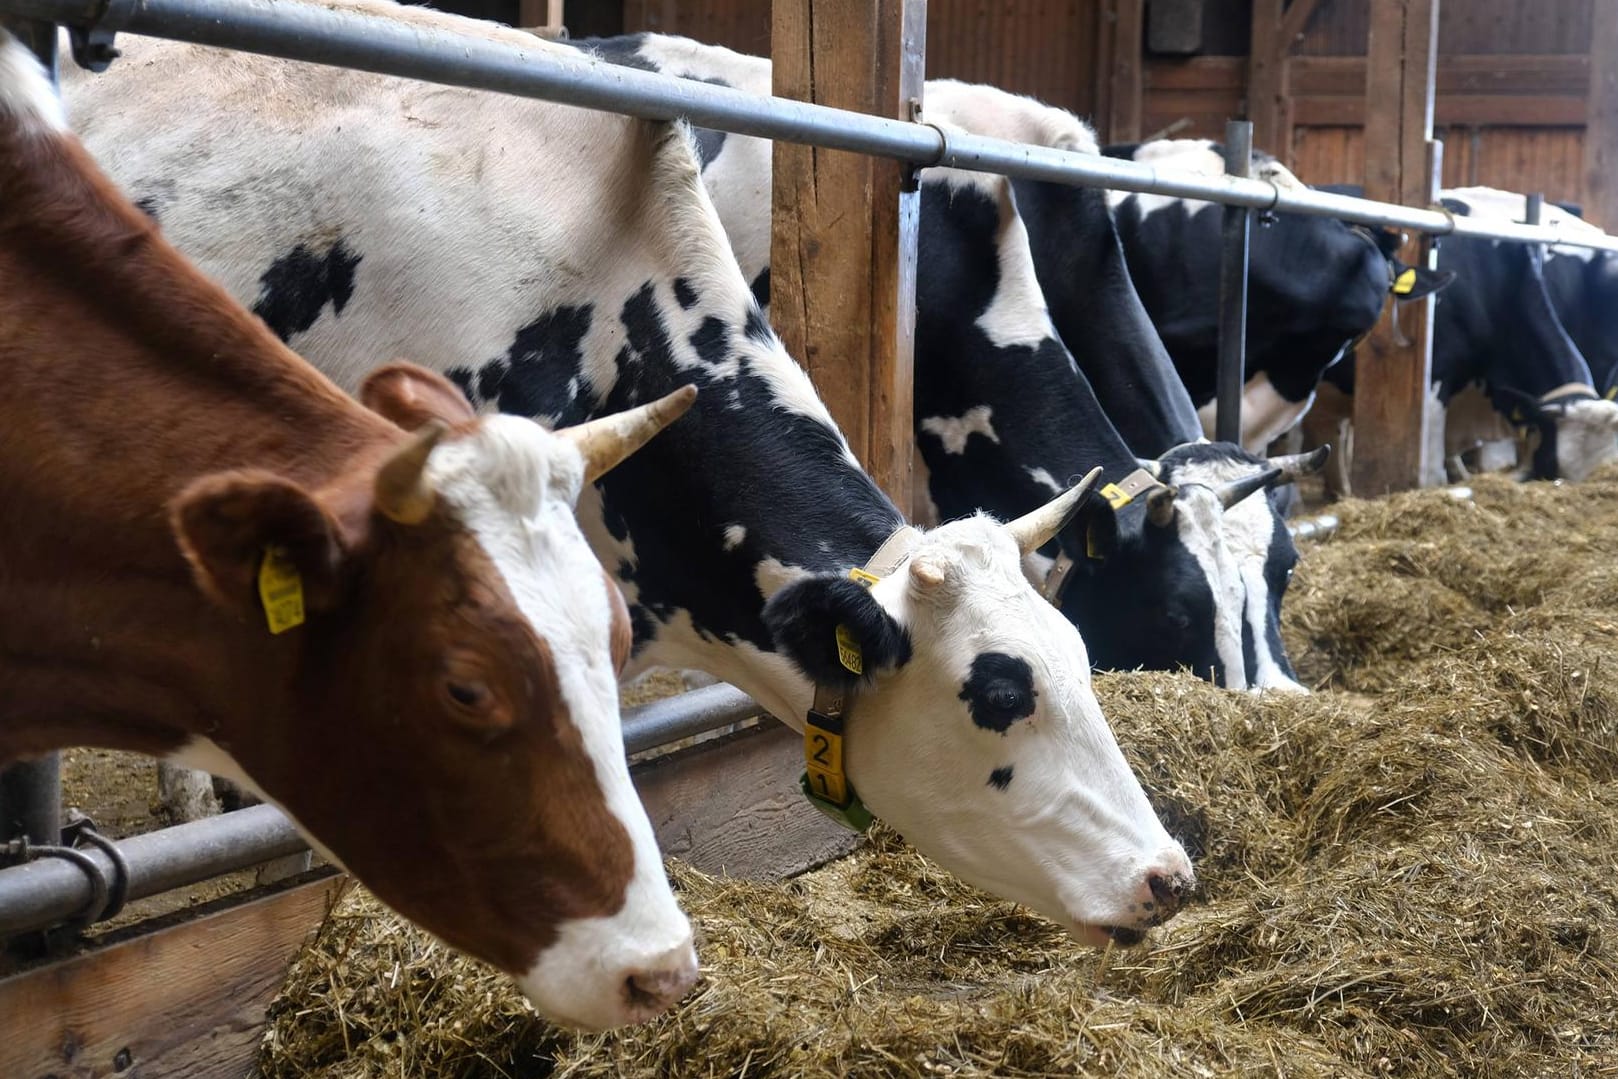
[67, 0, 137, 72]
[901, 97, 925, 193]
[1, 812, 130, 930]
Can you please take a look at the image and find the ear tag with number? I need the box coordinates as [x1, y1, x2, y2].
[258, 546, 306, 635]
[834, 625, 864, 675]
[1392, 267, 1418, 296]
[1100, 482, 1135, 510]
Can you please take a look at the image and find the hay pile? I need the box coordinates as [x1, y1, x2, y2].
[260, 472, 1618, 1078]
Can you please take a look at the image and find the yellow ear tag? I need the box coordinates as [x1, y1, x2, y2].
[1392, 267, 1418, 296]
[848, 567, 880, 589]
[1606, 385, 1617, 402]
[1100, 482, 1135, 510]
[834, 625, 864, 675]
[258, 547, 306, 635]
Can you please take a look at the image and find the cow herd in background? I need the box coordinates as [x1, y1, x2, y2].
[3, 0, 1615, 1034]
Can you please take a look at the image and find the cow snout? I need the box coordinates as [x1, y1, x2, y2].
[624, 944, 700, 1017]
[1143, 866, 1196, 923]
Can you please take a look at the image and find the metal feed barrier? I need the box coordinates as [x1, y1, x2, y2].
[2, 0, 1611, 939]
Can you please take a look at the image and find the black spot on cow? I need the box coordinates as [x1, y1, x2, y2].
[443, 366, 476, 404]
[763, 576, 912, 687]
[251, 239, 362, 342]
[749, 267, 771, 308]
[958, 653, 1037, 734]
[567, 34, 657, 71]
[744, 303, 773, 345]
[133, 196, 161, 223]
[689, 317, 730, 366]
[475, 303, 595, 423]
[673, 277, 699, 310]
[987, 765, 1014, 791]
[692, 125, 727, 170]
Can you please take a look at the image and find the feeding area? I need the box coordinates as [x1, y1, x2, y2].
[260, 470, 1618, 1078]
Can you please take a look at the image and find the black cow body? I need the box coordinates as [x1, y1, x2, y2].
[1102, 141, 1449, 451]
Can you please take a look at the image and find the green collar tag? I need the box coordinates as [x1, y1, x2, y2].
[799, 771, 874, 832]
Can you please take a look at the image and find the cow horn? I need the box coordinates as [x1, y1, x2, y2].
[1004, 466, 1104, 555]
[558, 385, 699, 483]
[1146, 485, 1178, 527]
[375, 420, 447, 525]
[1216, 465, 1285, 509]
[1269, 445, 1331, 483]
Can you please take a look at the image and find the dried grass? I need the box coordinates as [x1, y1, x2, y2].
[259, 470, 1618, 1079]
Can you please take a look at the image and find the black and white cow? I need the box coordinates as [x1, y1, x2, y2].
[570, 38, 1320, 691]
[1317, 186, 1618, 483]
[1101, 140, 1452, 451]
[65, 2, 1195, 944]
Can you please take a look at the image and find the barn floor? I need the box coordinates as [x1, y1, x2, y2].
[250, 466, 1618, 1078]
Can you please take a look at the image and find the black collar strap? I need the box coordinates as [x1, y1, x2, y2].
[800, 525, 920, 832]
[1042, 468, 1166, 606]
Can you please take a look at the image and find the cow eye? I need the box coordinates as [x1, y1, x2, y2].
[446, 680, 488, 709]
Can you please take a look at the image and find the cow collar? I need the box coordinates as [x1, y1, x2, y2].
[799, 524, 919, 832]
[1040, 468, 1165, 607]
[1539, 382, 1601, 406]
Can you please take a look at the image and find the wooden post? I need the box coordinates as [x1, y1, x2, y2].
[1353, 0, 1439, 496]
[516, 0, 563, 33]
[1247, 0, 1285, 155]
[770, 0, 923, 512]
[1103, 0, 1144, 143]
[1584, 1, 1618, 231]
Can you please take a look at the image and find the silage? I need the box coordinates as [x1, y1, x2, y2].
[259, 471, 1618, 1079]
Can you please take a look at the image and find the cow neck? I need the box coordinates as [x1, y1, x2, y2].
[800, 524, 918, 833]
[0, 121, 394, 763]
[1014, 178, 1204, 455]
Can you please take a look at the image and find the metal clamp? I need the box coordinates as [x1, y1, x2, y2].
[67, 0, 138, 72]
[2, 814, 130, 929]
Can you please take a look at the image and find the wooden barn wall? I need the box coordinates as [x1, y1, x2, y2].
[619, 0, 1102, 119]
[1142, 0, 1597, 217]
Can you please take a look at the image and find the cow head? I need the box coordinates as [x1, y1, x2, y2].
[1365, 226, 1455, 304]
[1506, 386, 1618, 481]
[1064, 444, 1327, 693]
[762, 478, 1196, 948]
[169, 368, 700, 1030]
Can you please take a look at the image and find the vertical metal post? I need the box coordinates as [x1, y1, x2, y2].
[1525, 191, 1544, 228]
[1215, 119, 1254, 446]
[0, 15, 62, 858]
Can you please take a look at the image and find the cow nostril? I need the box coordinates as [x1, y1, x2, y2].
[1147, 870, 1193, 916]
[624, 960, 700, 1014]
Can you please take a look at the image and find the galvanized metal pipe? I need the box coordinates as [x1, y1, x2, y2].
[0, 685, 762, 937]
[1215, 120, 1253, 445]
[4, 0, 1618, 252]
[0, 804, 306, 937]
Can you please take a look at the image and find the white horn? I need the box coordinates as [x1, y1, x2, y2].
[558, 385, 699, 483]
[1004, 466, 1104, 555]
[375, 420, 447, 525]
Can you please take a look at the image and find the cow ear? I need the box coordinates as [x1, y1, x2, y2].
[1072, 495, 1120, 562]
[1391, 264, 1455, 301]
[361, 362, 477, 430]
[170, 470, 352, 626]
[762, 576, 912, 688]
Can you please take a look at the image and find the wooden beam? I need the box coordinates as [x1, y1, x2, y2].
[1353, 0, 1439, 496]
[633, 720, 861, 879]
[770, 0, 922, 511]
[516, 0, 562, 32]
[1278, 0, 1324, 48]
[1247, 0, 1286, 157]
[0, 874, 345, 1079]
[1109, 0, 1145, 142]
[1585, 1, 1618, 231]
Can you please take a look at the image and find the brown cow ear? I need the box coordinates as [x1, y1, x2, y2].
[360, 362, 477, 430]
[170, 470, 351, 627]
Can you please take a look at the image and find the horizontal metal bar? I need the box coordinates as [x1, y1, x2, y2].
[0, 685, 762, 937]
[622, 682, 763, 755]
[0, 804, 304, 937]
[6, 0, 1618, 252]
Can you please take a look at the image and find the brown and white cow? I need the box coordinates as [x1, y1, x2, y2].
[0, 33, 696, 1030]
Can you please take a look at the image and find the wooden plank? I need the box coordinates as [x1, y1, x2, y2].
[633, 720, 861, 879]
[0, 873, 345, 1079]
[1354, 0, 1439, 496]
[1248, 0, 1287, 159]
[1584, 1, 1618, 230]
[1143, 55, 1245, 91]
[1292, 94, 1586, 127]
[770, 0, 921, 510]
[1279, 0, 1325, 47]
[1107, 0, 1144, 142]
[1290, 54, 1590, 97]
